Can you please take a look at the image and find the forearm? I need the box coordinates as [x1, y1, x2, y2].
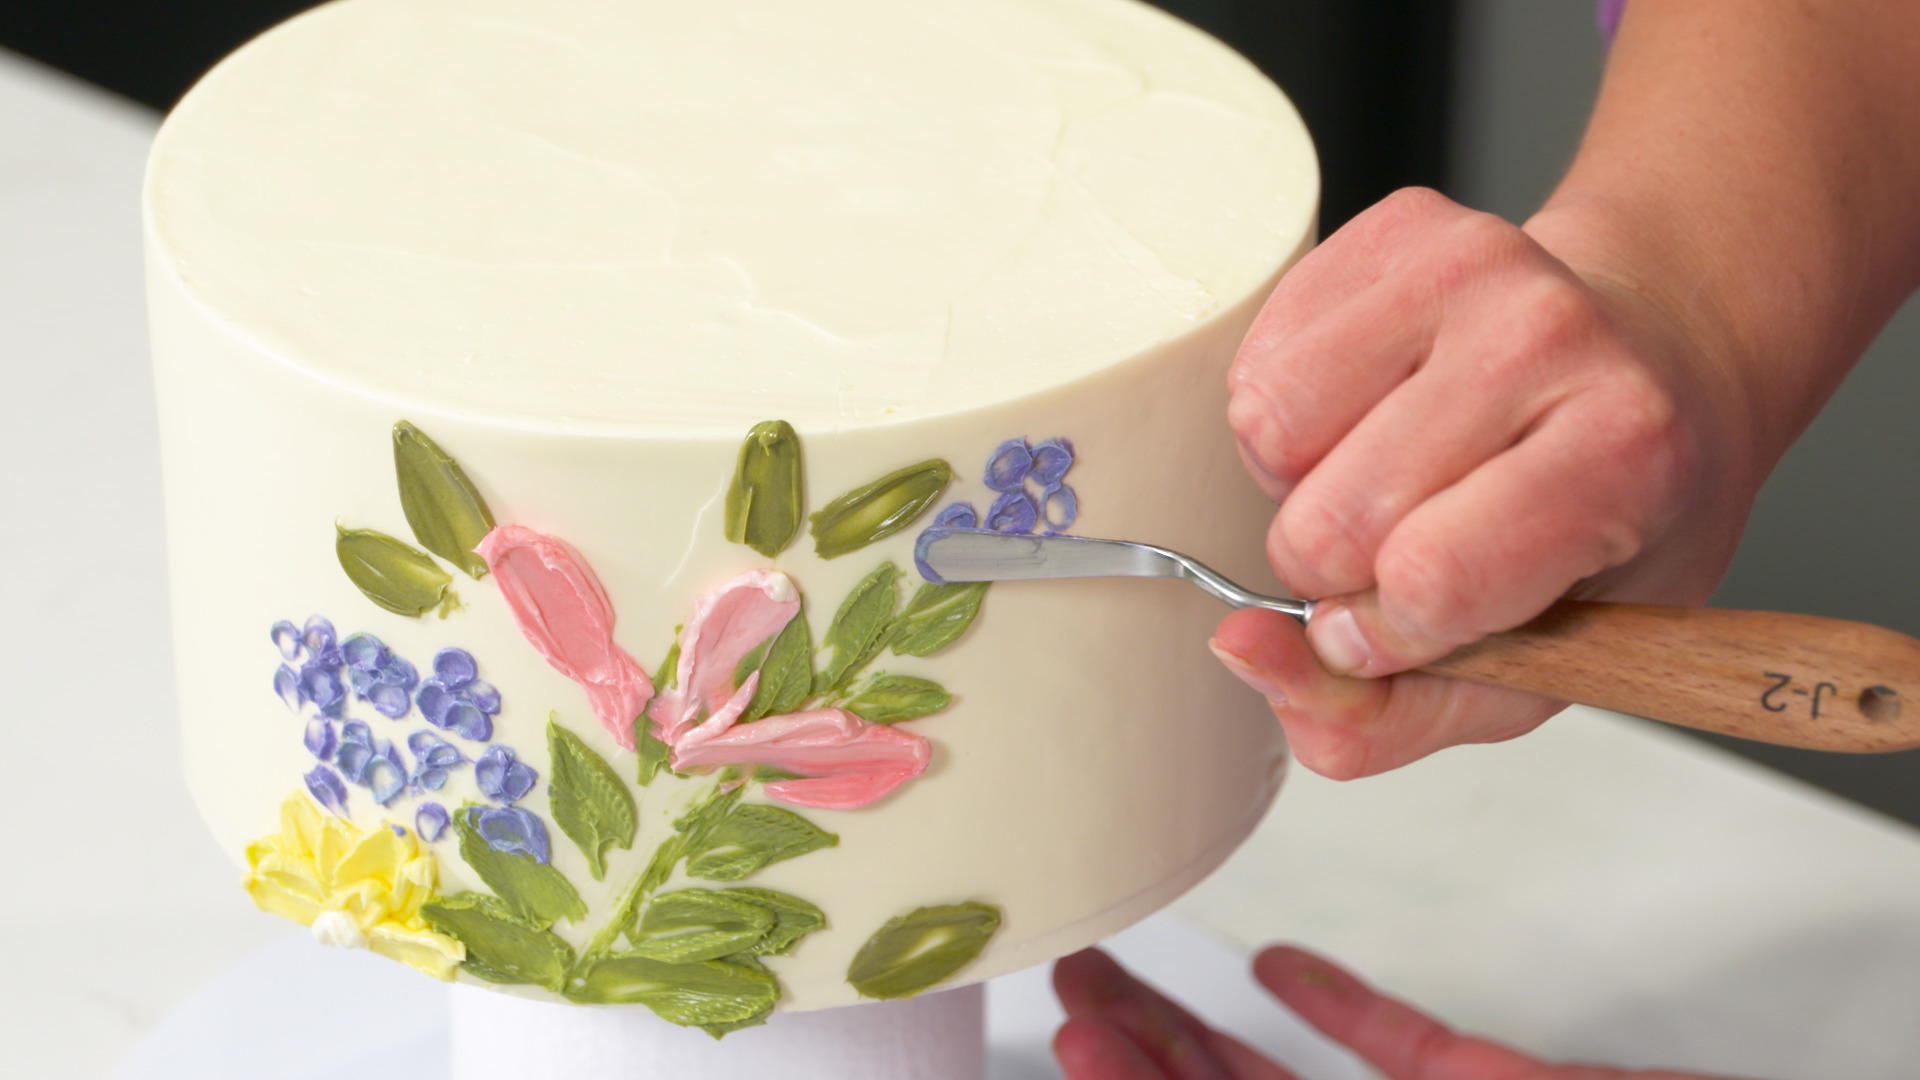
[1527, 0, 1920, 486]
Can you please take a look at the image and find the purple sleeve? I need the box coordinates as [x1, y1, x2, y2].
[1598, 0, 1627, 43]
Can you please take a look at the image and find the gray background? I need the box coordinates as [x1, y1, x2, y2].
[1454, 1, 1920, 825]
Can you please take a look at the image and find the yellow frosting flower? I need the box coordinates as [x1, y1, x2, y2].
[244, 791, 465, 980]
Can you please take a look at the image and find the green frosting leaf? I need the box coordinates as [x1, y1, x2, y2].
[687, 804, 838, 882]
[848, 902, 1002, 1000]
[809, 459, 951, 559]
[335, 525, 454, 617]
[566, 953, 781, 1030]
[842, 675, 952, 724]
[546, 717, 638, 880]
[453, 807, 587, 928]
[815, 562, 898, 693]
[890, 581, 991, 658]
[420, 892, 574, 991]
[628, 889, 776, 964]
[726, 887, 826, 956]
[744, 605, 814, 722]
[724, 420, 804, 558]
[392, 420, 495, 579]
[636, 725, 672, 786]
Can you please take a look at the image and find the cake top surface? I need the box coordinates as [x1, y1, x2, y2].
[146, 0, 1317, 435]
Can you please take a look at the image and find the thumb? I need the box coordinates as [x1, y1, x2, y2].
[1305, 589, 1466, 678]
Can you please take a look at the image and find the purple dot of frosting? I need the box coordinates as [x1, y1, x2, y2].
[463, 680, 501, 716]
[368, 683, 412, 719]
[303, 717, 338, 761]
[302, 616, 336, 655]
[433, 648, 478, 690]
[1041, 483, 1078, 533]
[984, 439, 1034, 493]
[932, 503, 977, 529]
[1028, 438, 1074, 486]
[341, 633, 387, 671]
[987, 491, 1038, 534]
[271, 621, 303, 661]
[274, 665, 301, 711]
[416, 681, 455, 726]
[416, 803, 450, 843]
[304, 765, 349, 817]
[472, 806, 551, 864]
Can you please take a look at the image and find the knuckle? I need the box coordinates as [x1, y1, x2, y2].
[1227, 387, 1314, 485]
[1375, 535, 1480, 642]
[1276, 491, 1375, 586]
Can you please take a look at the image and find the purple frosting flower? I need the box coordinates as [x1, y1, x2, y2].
[476, 745, 537, 805]
[407, 731, 464, 791]
[415, 802, 450, 843]
[471, 806, 551, 863]
[414, 648, 500, 742]
[305, 765, 349, 817]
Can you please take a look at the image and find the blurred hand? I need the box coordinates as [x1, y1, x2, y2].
[1212, 187, 1758, 778]
[1051, 946, 1736, 1080]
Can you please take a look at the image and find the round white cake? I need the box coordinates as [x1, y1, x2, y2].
[144, 0, 1317, 1027]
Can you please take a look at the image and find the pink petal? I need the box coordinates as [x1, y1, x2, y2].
[670, 708, 931, 810]
[475, 525, 653, 749]
[650, 570, 799, 746]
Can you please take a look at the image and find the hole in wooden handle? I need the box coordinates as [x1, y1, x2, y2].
[1858, 685, 1901, 722]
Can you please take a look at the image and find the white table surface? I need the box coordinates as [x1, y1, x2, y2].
[6, 47, 1920, 1080]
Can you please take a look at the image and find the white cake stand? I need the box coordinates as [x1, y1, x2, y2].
[109, 915, 1368, 1080]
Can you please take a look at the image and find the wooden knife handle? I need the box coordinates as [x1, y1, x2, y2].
[1420, 601, 1920, 752]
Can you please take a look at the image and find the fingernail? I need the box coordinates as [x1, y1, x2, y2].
[1208, 639, 1288, 704]
[1308, 605, 1370, 676]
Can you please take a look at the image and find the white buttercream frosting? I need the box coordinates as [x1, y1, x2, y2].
[146, 0, 1315, 434]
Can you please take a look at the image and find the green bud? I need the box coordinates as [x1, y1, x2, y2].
[809, 459, 951, 559]
[335, 525, 455, 617]
[724, 420, 804, 557]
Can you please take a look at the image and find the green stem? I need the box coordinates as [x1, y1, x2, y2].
[574, 778, 742, 968]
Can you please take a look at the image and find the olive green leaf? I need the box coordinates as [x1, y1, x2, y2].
[420, 892, 574, 991]
[724, 420, 804, 558]
[336, 525, 455, 617]
[889, 581, 990, 657]
[636, 724, 673, 786]
[743, 606, 814, 722]
[638, 634, 683, 786]
[848, 902, 1002, 1000]
[726, 887, 826, 956]
[809, 459, 951, 559]
[628, 889, 776, 964]
[842, 675, 952, 724]
[453, 807, 586, 928]
[687, 804, 838, 882]
[565, 953, 781, 1030]
[393, 420, 495, 579]
[546, 717, 638, 881]
[815, 562, 898, 693]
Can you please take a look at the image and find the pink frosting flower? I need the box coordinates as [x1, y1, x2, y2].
[475, 525, 652, 750]
[649, 570, 801, 746]
[672, 709, 931, 810]
[648, 569, 932, 810]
